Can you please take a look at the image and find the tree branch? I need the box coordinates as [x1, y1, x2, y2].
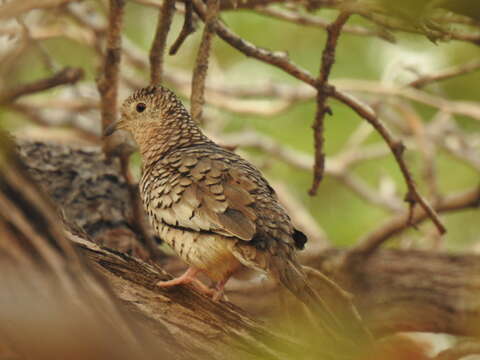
[0, 67, 83, 104]
[71, 235, 302, 360]
[309, 12, 350, 195]
[0, 0, 78, 20]
[330, 87, 447, 238]
[409, 58, 480, 88]
[149, 0, 175, 84]
[256, 6, 395, 42]
[190, 0, 219, 123]
[97, 0, 124, 133]
[354, 186, 480, 256]
[191, 0, 317, 87]
[334, 79, 480, 121]
[169, 0, 196, 55]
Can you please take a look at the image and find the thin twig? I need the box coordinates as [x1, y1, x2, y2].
[333, 79, 480, 121]
[0, 0, 77, 20]
[309, 12, 350, 196]
[337, 173, 403, 212]
[149, 0, 175, 85]
[222, 131, 401, 212]
[197, 93, 296, 116]
[256, 6, 395, 42]
[331, 87, 447, 237]
[16, 17, 57, 73]
[192, 0, 317, 87]
[190, 0, 220, 123]
[97, 0, 125, 133]
[169, 0, 196, 55]
[395, 102, 440, 204]
[65, 2, 105, 56]
[409, 58, 480, 88]
[0, 67, 83, 104]
[354, 186, 480, 256]
[352, 7, 480, 45]
[131, 0, 308, 11]
[10, 103, 100, 143]
[436, 129, 480, 172]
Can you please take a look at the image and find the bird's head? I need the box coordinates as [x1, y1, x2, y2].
[103, 85, 190, 138]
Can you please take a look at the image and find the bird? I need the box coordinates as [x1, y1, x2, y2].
[104, 85, 336, 323]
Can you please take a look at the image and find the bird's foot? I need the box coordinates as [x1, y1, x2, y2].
[212, 289, 223, 302]
[211, 278, 229, 302]
[156, 267, 214, 296]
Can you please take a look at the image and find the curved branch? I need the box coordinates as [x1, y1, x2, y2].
[0, 67, 83, 104]
[331, 87, 447, 238]
[169, 0, 196, 55]
[354, 187, 480, 255]
[191, 0, 317, 87]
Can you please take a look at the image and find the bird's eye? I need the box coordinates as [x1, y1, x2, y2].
[136, 103, 146, 113]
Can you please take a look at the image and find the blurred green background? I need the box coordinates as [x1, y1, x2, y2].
[2, 1, 479, 249]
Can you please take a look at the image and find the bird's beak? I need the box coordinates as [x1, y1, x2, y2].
[103, 119, 125, 138]
[103, 122, 117, 138]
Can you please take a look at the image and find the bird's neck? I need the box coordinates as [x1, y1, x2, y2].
[135, 116, 211, 168]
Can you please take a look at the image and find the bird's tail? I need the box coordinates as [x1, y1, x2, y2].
[271, 255, 343, 336]
[230, 241, 371, 351]
[272, 254, 373, 353]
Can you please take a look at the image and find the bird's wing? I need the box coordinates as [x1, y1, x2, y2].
[156, 153, 259, 240]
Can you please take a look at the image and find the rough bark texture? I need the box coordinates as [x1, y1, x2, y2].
[313, 249, 480, 336]
[17, 138, 132, 238]
[72, 236, 300, 360]
[15, 138, 480, 339]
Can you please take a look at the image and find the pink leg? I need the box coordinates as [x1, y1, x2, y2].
[212, 277, 230, 302]
[156, 267, 213, 296]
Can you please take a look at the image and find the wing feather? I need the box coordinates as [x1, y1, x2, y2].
[159, 156, 257, 240]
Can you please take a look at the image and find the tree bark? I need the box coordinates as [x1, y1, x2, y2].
[71, 234, 302, 360]
[313, 248, 480, 336]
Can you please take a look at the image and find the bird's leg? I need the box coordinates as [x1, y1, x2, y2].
[156, 267, 214, 296]
[212, 277, 230, 302]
